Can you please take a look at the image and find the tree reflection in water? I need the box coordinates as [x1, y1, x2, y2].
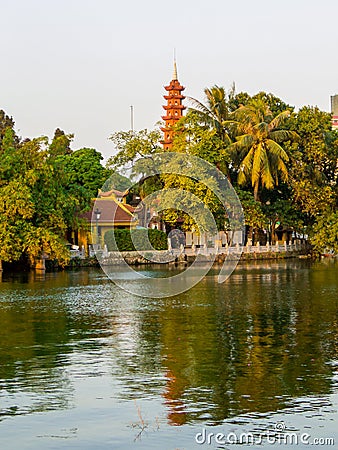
[0, 260, 337, 428]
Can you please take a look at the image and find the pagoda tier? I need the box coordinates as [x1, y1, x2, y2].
[162, 105, 185, 110]
[164, 94, 185, 100]
[161, 125, 176, 131]
[161, 117, 183, 123]
[164, 81, 185, 92]
[161, 139, 173, 145]
[160, 62, 185, 150]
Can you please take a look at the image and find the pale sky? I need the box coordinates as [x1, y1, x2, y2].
[1, 0, 337, 160]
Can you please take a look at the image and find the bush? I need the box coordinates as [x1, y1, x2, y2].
[104, 228, 168, 252]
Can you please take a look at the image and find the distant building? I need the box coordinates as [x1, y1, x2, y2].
[331, 95, 338, 130]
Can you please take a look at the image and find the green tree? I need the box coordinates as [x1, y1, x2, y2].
[57, 147, 108, 200]
[108, 129, 162, 173]
[0, 180, 34, 267]
[187, 84, 234, 143]
[49, 128, 73, 158]
[286, 106, 338, 218]
[107, 128, 231, 232]
[158, 173, 226, 232]
[262, 198, 305, 242]
[172, 111, 230, 174]
[163, 114, 232, 230]
[50, 146, 111, 240]
[0, 109, 19, 148]
[229, 91, 294, 116]
[107, 129, 164, 200]
[0, 130, 69, 267]
[230, 98, 296, 201]
[310, 212, 338, 255]
[237, 189, 268, 230]
[102, 172, 131, 192]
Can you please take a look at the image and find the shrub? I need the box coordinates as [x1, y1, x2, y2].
[104, 228, 168, 252]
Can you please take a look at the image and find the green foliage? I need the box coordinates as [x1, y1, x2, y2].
[23, 227, 70, 266]
[2, 82, 338, 267]
[107, 129, 162, 174]
[158, 174, 225, 232]
[0, 111, 108, 268]
[107, 129, 163, 200]
[158, 150, 230, 231]
[104, 228, 168, 252]
[286, 106, 338, 219]
[173, 112, 230, 174]
[0, 133, 70, 265]
[56, 147, 108, 201]
[102, 172, 131, 192]
[262, 198, 304, 230]
[187, 84, 235, 143]
[236, 189, 268, 229]
[0, 109, 19, 148]
[49, 128, 73, 158]
[310, 212, 338, 254]
[229, 98, 297, 201]
[229, 91, 294, 116]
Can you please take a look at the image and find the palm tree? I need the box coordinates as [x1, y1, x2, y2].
[187, 84, 235, 144]
[230, 98, 297, 202]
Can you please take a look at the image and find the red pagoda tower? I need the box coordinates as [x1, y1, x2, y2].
[161, 62, 186, 150]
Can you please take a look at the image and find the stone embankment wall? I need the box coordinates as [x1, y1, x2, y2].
[95, 243, 311, 266]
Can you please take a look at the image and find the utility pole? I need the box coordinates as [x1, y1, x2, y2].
[130, 105, 134, 132]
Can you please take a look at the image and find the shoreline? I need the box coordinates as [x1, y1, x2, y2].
[1, 245, 314, 273]
[64, 246, 312, 269]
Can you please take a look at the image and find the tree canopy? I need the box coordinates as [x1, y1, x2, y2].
[107, 88, 337, 252]
[1, 81, 338, 265]
[229, 98, 296, 201]
[0, 116, 109, 268]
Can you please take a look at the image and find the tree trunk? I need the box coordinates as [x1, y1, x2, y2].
[0, 259, 2, 272]
[253, 182, 260, 202]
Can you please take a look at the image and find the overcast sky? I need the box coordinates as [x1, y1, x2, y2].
[1, 0, 337, 160]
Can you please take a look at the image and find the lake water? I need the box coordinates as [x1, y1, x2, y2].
[0, 259, 337, 449]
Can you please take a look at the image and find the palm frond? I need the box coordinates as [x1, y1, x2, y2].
[260, 146, 274, 190]
[238, 134, 254, 148]
[268, 110, 291, 131]
[228, 134, 253, 157]
[254, 121, 269, 138]
[231, 98, 293, 197]
[276, 158, 289, 182]
[269, 129, 299, 142]
[265, 139, 289, 162]
[238, 147, 255, 185]
[187, 97, 213, 117]
[251, 143, 265, 187]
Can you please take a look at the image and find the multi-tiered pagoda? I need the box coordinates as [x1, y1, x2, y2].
[161, 62, 186, 150]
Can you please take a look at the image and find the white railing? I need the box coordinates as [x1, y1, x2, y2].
[69, 247, 86, 259]
[183, 242, 308, 256]
[92, 242, 309, 262]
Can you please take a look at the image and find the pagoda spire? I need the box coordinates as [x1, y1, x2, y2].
[172, 60, 178, 81]
[160, 62, 185, 150]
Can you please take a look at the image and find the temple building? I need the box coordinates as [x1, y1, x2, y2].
[75, 188, 137, 253]
[161, 61, 186, 149]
